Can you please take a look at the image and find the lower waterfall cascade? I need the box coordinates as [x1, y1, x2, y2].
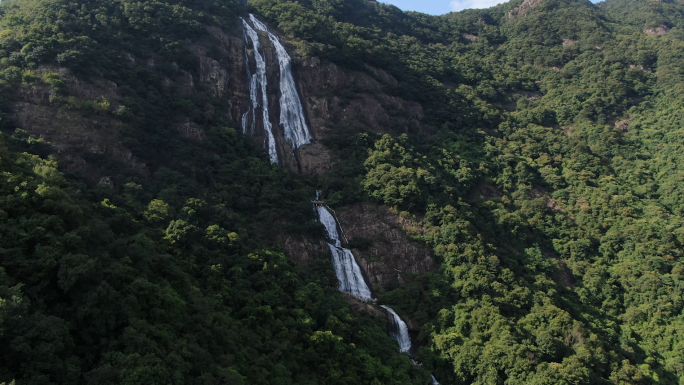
[316, 204, 372, 299]
[314, 196, 440, 383]
[380, 305, 412, 353]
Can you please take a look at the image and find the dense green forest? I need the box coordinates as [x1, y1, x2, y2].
[2, 0, 684, 383]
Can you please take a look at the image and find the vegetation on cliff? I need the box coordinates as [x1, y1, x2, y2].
[0, 0, 428, 384]
[252, 0, 684, 382]
[2, 0, 684, 383]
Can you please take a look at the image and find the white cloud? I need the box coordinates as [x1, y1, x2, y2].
[450, 0, 506, 12]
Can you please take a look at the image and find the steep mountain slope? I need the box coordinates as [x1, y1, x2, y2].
[601, 0, 684, 33]
[0, 1, 431, 384]
[3, 0, 684, 383]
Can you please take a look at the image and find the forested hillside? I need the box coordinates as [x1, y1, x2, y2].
[1, 0, 684, 383]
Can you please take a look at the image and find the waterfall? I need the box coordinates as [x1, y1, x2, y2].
[241, 12, 440, 377]
[241, 44, 256, 135]
[316, 205, 372, 300]
[241, 18, 278, 163]
[380, 305, 412, 353]
[241, 46, 250, 134]
[241, 109, 250, 134]
[314, 195, 440, 383]
[249, 14, 313, 150]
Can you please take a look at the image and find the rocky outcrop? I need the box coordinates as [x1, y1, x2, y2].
[293, 58, 429, 174]
[177, 119, 206, 140]
[296, 57, 427, 136]
[644, 25, 669, 35]
[11, 68, 149, 182]
[276, 234, 329, 266]
[199, 55, 229, 98]
[334, 203, 437, 288]
[345, 294, 419, 333]
[296, 142, 333, 175]
[346, 295, 386, 318]
[469, 182, 503, 202]
[192, 26, 251, 117]
[463, 33, 479, 42]
[614, 119, 630, 132]
[555, 259, 576, 288]
[508, 0, 544, 18]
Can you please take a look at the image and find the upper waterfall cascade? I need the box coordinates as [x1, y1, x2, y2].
[241, 17, 278, 163]
[249, 14, 313, 150]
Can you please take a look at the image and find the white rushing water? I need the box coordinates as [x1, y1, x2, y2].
[241, 44, 256, 135]
[249, 14, 313, 149]
[314, 195, 440, 383]
[380, 305, 412, 353]
[241, 108, 251, 134]
[241, 18, 278, 163]
[241, 46, 250, 134]
[316, 205, 372, 300]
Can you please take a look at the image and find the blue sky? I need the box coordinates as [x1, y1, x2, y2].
[381, 0, 502, 14]
[381, 0, 599, 15]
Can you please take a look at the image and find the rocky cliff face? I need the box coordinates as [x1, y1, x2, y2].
[10, 18, 435, 288]
[197, 21, 429, 175]
[346, 294, 420, 337]
[12, 18, 430, 179]
[346, 294, 385, 317]
[275, 234, 329, 266]
[296, 58, 427, 135]
[334, 203, 437, 288]
[11, 67, 149, 184]
[293, 58, 429, 174]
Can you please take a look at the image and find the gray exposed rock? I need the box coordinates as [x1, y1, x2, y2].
[335, 203, 437, 288]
